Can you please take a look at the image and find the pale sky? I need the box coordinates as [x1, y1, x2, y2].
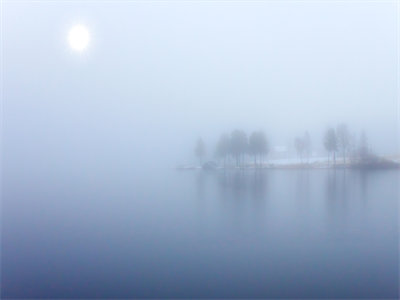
[3, 1, 399, 168]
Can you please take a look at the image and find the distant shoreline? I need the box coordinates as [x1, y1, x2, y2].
[176, 159, 400, 171]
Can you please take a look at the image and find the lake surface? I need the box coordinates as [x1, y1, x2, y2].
[2, 168, 399, 298]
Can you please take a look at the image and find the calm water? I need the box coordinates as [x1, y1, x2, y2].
[2, 168, 399, 298]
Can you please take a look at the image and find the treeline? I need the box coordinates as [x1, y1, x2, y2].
[194, 123, 372, 167]
[293, 131, 312, 162]
[322, 123, 370, 165]
[195, 130, 269, 167]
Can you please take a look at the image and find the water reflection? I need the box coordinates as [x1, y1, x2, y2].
[195, 171, 206, 201]
[3, 168, 398, 298]
[324, 169, 372, 213]
[195, 170, 269, 202]
[296, 170, 310, 195]
[359, 170, 368, 204]
[193, 169, 384, 222]
[194, 170, 270, 221]
[250, 171, 267, 203]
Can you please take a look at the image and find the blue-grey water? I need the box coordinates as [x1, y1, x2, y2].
[2, 168, 399, 298]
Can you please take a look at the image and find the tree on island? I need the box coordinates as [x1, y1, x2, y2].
[215, 133, 230, 167]
[294, 137, 305, 162]
[348, 132, 357, 162]
[336, 123, 350, 164]
[195, 138, 206, 166]
[249, 131, 269, 167]
[294, 131, 311, 163]
[324, 128, 338, 165]
[230, 130, 248, 167]
[358, 131, 369, 160]
[303, 131, 311, 162]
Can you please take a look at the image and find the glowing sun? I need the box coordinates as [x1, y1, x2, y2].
[68, 25, 90, 52]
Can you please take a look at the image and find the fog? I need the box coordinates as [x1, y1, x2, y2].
[3, 1, 399, 172]
[3, 2, 400, 298]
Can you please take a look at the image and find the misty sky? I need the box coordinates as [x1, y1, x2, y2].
[3, 1, 399, 168]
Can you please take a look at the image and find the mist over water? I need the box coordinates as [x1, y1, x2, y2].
[3, 168, 399, 298]
[2, 1, 399, 299]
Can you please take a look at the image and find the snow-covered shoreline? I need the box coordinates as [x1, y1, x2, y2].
[176, 156, 400, 171]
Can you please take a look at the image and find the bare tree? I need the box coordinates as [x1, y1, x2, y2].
[295, 131, 311, 163]
[230, 130, 248, 167]
[249, 132, 259, 166]
[303, 131, 311, 162]
[324, 128, 338, 165]
[258, 131, 269, 166]
[336, 123, 350, 164]
[249, 131, 269, 167]
[358, 131, 369, 161]
[215, 133, 230, 167]
[348, 133, 357, 162]
[294, 137, 305, 162]
[195, 138, 206, 166]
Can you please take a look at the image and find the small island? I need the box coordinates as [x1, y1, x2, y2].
[178, 124, 400, 171]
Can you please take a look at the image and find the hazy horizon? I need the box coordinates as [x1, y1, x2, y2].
[2, 1, 400, 299]
[3, 1, 399, 171]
